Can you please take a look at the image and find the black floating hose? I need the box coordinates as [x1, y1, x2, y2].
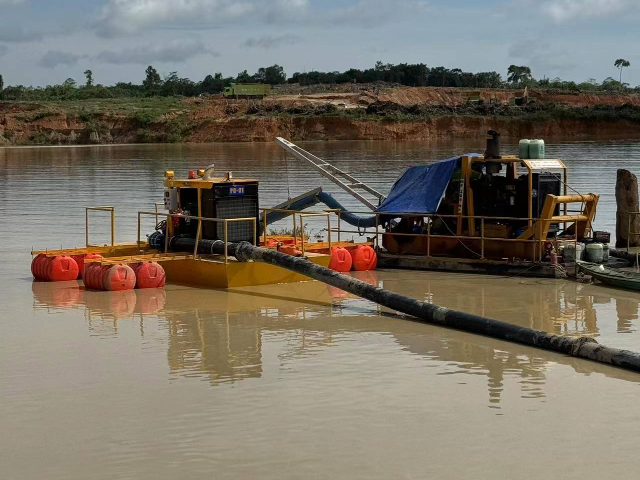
[220, 241, 640, 374]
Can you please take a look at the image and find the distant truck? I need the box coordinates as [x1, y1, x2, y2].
[223, 83, 271, 99]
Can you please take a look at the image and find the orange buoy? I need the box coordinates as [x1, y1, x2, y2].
[84, 263, 136, 291]
[278, 244, 303, 257]
[131, 262, 166, 289]
[48, 256, 80, 282]
[72, 253, 103, 279]
[350, 245, 377, 271]
[328, 247, 352, 273]
[32, 254, 79, 282]
[31, 254, 49, 281]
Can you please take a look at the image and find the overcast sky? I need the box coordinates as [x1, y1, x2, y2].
[0, 0, 638, 87]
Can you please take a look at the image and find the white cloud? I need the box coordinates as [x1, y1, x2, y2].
[0, 0, 27, 4]
[95, 39, 218, 64]
[98, 0, 310, 36]
[542, 0, 634, 22]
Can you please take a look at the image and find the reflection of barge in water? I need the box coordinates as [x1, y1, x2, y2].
[276, 133, 602, 278]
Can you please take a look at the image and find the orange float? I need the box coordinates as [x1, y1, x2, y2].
[278, 244, 303, 257]
[84, 263, 136, 291]
[131, 262, 166, 289]
[350, 245, 378, 271]
[31, 254, 79, 282]
[71, 253, 103, 279]
[328, 247, 353, 273]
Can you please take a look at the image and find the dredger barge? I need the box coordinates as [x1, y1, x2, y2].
[31, 132, 606, 291]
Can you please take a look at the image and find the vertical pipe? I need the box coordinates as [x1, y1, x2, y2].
[111, 208, 116, 246]
[137, 212, 141, 245]
[253, 218, 257, 246]
[263, 209, 268, 246]
[427, 218, 431, 257]
[301, 215, 306, 256]
[164, 214, 170, 254]
[85, 208, 89, 247]
[528, 167, 534, 228]
[327, 215, 332, 251]
[224, 220, 228, 263]
[293, 214, 298, 247]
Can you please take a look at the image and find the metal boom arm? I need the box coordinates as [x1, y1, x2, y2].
[275, 137, 386, 211]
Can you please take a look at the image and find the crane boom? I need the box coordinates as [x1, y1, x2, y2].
[275, 137, 386, 211]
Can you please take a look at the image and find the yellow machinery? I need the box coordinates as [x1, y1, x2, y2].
[383, 155, 599, 262]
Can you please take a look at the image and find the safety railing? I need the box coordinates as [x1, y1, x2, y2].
[320, 210, 583, 263]
[86, 206, 116, 247]
[137, 211, 257, 263]
[259, 208, 334, 253]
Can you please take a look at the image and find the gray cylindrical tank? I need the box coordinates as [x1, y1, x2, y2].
[564, 243, 585, 262]
[585, 243, 604, 263]
[519, 139, 530, 159]
[602, 244, 610, 262]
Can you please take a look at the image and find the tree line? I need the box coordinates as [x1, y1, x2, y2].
[0, 60, 634, 102]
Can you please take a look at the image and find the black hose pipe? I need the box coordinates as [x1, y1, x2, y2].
[222, 241, 640, 374]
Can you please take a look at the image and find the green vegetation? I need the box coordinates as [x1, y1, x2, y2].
[0, 59, 636, 104]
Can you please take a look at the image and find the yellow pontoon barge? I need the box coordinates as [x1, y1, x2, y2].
[32, 166, 336, 289]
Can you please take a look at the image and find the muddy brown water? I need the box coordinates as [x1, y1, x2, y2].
[3, 140, 640, 479]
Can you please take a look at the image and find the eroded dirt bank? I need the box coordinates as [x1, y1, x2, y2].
[2, 86, 640, 146]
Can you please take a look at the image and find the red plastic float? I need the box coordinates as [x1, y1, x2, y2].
[84, 263, 136, 291]
[328, 247, 353, 273]
[350, 245, 378, 271]
[71, 253, 103, 279]
[31, 254, 79, 282]
[131, 262, 166, 289]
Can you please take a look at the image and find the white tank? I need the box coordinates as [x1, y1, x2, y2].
[519, 139, 530, 159]
[585, 243, 605, 263]
[529, 139, 546, 159]
[564, 243, 585, 262]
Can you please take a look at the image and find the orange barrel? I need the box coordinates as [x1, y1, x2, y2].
[72, 253, 103, 279]
[328, 247, 353, 273]
[48, 256, 80, 282]
[131, 262, 166, 289]
[278, 244, 303, 257]
[31, 254, 50, 281]
[350, 245, 378, 271]
[84, 263, 136, 291]
[32, 255, 79, 282]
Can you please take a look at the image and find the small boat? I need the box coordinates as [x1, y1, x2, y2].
[578, 261, 640, 291]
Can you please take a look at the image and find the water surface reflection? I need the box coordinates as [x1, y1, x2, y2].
[31, 271, 640, 408]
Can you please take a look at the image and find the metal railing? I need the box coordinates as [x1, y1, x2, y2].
[137, 211, 257, 263]
[318, 210, 584, 263]
[86, 206, 115, 247]
[259, 208, 334, 254]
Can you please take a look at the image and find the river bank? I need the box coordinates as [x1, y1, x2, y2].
[2, 86, 640, 146]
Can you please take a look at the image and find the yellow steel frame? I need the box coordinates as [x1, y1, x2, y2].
[86, 206, 116, 247]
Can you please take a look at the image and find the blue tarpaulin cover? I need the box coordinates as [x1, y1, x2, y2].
[376, 154, 480, 213]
